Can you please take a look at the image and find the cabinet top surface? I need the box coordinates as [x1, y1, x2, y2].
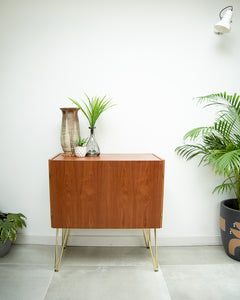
[50, 153, 164, 162]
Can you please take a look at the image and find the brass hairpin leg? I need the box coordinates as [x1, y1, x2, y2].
[143, 228, 159, 271]
[54, 228, 70, 272]
[62, 228, 69, 249]
[143, 229, 150, 248]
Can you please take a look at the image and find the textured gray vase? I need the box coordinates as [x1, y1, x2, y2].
[60, 108, 80, 155]
[0, 238, 12, 257]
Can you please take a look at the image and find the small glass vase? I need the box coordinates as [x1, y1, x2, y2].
[86, 127, 100, 156]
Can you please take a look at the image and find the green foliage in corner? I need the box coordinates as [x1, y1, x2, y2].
[0, 212, 26, 244]
[175, 92, 240, 210]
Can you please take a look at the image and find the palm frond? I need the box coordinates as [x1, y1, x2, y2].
[213, 182, 236, 196]
[212, 175, 238, 198]
[215, 106, 240, 141]
[202, 133, 227, 150]
[208, 149, 240, 177]
[69, 94, 116, 127]
[175, 144, 208, 161]
[183, 127, 214, 142]
[195, 92, 240, 115]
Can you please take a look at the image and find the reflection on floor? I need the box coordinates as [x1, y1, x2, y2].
[0, 245, 240, 300]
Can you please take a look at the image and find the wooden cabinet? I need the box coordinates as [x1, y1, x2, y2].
[49, 154, 165, 229]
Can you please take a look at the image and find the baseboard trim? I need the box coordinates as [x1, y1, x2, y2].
[15, 233, 222, 247]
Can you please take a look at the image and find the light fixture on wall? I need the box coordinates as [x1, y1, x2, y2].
[214, 6, 233, 34]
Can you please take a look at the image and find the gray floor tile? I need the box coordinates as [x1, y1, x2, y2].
[61, 246, 152, 267]
[45, 266, 171, 300]
[0, 244, 54, 266]
[1, 244, 240, 300]
[161, 264, 240, 300]
[158, 246, 237, 265]
[0, 264, 53, 300]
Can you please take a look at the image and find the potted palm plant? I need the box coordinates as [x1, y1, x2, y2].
[175, 92, 240, 261]
[0, 211, 26, 257]
[69, 94, 115, 156]
[74, 136, 88, 157]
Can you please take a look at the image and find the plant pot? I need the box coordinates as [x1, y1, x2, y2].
[0, 238, 12, 257]
[74, 146, 87, 157]
[220, 199, 240, 261]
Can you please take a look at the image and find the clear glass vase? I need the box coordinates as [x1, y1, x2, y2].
[86, 127, 100, 156]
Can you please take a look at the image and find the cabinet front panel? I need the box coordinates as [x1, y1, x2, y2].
[49, 157, 164, 228]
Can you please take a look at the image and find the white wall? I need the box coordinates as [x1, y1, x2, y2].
[0, 0, 240, 246]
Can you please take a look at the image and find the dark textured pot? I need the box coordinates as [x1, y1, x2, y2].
[0, 238, 12, 257]
[220, 199, 240, 261]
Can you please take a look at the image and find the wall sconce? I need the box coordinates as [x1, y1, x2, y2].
[214, 6, 233, 34]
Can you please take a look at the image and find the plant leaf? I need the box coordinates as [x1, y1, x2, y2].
[176, 92, 240, 206]
[68, 94, 116, 127]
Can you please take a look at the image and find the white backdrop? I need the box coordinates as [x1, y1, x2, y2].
[0, 0, 240, 246]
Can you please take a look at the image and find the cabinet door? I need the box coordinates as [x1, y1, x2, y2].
[49, 160, 164, 228]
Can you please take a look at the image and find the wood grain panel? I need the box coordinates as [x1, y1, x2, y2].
[49, 154, 164, 228]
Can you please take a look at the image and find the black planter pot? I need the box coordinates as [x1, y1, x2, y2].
[220, 199, 240, 261]
[0, 238, 12, 257]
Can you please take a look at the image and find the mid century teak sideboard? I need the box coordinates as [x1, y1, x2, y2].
[49, 153, 165, 271]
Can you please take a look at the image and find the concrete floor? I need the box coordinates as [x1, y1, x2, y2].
[0, 245, 240, 300]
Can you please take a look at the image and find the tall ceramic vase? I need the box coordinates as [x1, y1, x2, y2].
[60, 108, 80, 155]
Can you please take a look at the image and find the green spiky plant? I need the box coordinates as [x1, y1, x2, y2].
[0, 211, 26, 244]
[68, 94, 115, 127]
[175, 92, 240, 210]
[75, 136, 88, 147]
